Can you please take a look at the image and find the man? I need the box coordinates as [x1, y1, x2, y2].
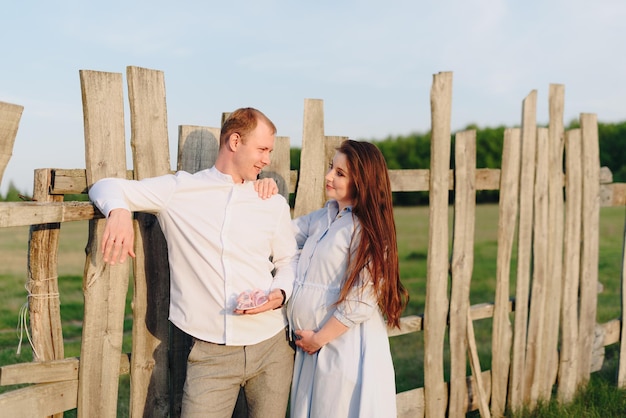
[89, 107, 297, 417]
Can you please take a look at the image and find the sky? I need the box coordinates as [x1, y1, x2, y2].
[1, 0, 625, 196]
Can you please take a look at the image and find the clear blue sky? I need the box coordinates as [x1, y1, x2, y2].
[1, 0, 625, 195]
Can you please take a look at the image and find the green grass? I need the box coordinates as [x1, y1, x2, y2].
[0, 205, 625, 416]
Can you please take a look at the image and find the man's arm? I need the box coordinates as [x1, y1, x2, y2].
[89, 175, 175, 265]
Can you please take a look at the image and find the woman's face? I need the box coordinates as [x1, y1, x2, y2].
[325, 151, 355, 210]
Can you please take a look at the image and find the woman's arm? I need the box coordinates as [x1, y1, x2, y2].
[294, 316, 349, 355]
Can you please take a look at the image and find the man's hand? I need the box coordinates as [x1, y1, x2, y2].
[254, 177, 279, 199]
[234, 288, 285, 315]
[101, 208, 136, 265]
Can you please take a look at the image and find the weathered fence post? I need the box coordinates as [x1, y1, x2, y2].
[578, 113, 600, 384]
[260, 134, 292, 199]
[126, 65, 171, 417]
[618, 211, 626, 388]
[448, 129, 477, 417]
[540, 84, 565, 397]
[0, 101, 23, 185]
[424, 71, 452, 418]
[538, 84, 565, 399]
[558, 128, 583, 402]
[490, 127, 521, 417]
[509, 90, 537, 409]
[28, 169, 65, 418]
[293, 99, 326, 217]
[79, 69, 130, 418]
[525, 127, 549, 408]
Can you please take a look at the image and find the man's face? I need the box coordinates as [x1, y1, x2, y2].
[233, 120, 274, 182]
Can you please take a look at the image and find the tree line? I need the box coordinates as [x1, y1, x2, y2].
[2, 120, 625, 203]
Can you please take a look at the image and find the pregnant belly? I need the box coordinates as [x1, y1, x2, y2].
[289, 287, 336, 331]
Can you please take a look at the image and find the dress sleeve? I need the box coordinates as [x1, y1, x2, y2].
[333, 266, 379, 328]
[292, 211, 314, 250]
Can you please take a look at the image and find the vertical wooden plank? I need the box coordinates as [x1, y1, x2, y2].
[126, 65, 171, 417]
[260, 136, 291, 200]
[0, 380, 79, 417]
[396, 388, 425, 418]
[293, 99, 326, 217]
[28, 169, 65, 418]
[577, 113, 600, 384]
[557, 129, 582, 402]
[541, 84, 565, 397]
[0, 101, 23, 185]
[448, 130, 476, 417]
[79, 69, 130, 418]
[325, 135, 348, 167]
[177, 125, 221, 173]
[509, 90, 537, 409]
[524, 127, 549, 407]
[424, 71, 452, 418]
[467, 313, 491, 418]
[28, 169, 64, 362]
[618, 207, 626, 388]
[490, 128, 521, 417]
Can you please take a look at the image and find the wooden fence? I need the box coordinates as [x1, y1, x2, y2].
[0, 67, 625, 417]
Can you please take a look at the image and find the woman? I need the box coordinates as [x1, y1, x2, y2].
[288, 139, 409, 418]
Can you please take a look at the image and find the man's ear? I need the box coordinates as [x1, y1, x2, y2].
[228, 133, 241, 151]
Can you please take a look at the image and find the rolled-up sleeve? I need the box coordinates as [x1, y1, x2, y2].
[333, 268, 378, 328]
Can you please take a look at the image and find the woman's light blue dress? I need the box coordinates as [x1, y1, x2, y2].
[287, 200, 397, 418]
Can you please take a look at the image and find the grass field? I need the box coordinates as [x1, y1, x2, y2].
[0, 204, 625, 416]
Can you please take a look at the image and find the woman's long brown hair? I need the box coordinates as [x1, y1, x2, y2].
[336, 140, 409, 328]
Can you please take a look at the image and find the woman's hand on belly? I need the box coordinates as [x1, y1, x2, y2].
[293, 329, 322, 355]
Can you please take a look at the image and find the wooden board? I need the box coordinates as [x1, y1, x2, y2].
[0, 201, 97, 227]
[28, 168, 65, 402]
[524, 128, 549, 407]
[78, 69, 130, 418]
[0, 354, 130, 386]
[448, 130, 476, 416]
[293, 99, 326, 217]
[490, 128, 520, 416]
[259, 135, 292, 199]
[557, 129, 583, 402]
[0, 381, 78, 417]
[509, 90, 537, 408]
[177, 125, 220, 173]
[0, 101, 23, 185]
[577, 114, 600, 384]
[126, 65, 171, 418]
[541, 84, 565, 397]
[619, 219, 626, 387]
[423, 71, 453, 417]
